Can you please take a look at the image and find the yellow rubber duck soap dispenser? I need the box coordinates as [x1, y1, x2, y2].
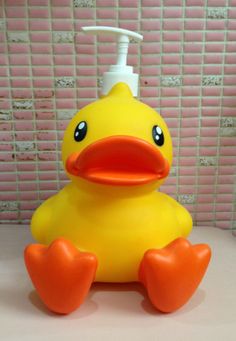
[24, 26, 211, 315]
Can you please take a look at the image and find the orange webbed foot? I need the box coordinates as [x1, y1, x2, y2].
[139, 238, 211, 313]
[24, 238, 98, 314]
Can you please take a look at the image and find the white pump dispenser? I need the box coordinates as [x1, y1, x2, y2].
[81, 26, 143, 97]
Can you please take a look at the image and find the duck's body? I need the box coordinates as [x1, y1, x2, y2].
[32, 182, 192, 282]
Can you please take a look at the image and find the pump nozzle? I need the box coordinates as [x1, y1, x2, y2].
[81, 26, 143, 97]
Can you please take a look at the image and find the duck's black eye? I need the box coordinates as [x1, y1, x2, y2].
[152, 125, 164, 146]
[74, 121, 87, 142]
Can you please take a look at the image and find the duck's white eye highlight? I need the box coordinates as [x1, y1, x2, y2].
[155, 126, 162, 135]
[78, 122, 85, 130]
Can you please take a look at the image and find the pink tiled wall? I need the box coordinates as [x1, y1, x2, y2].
[0, 0, 235, 230]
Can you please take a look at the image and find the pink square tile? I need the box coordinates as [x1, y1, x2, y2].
[186, 8, 205, 18]
[97, 9, 116, 19]
[162, 43, 181, 53]
[0, 101, 11, 110]
[163, 20, 183, 31]
[74, 8, 95, 19]
[9, 55, 30, 65]
[182, 118, 199, 129]
[33, 79, 54, 88]
[203, 65, 222, 74]
[143, 31, 161, 42]
[14, 121, 34, 131]
[223, 97, 236, 107]
[5, 7, 27, 18]
[204, 54, 223, 64]
[97, 0, 117, 5]
[0, 55, 8, 65]
[56, 99, 76, 109]
[55, 67, 75, 76]
[224, 65, 236, 75]
[36, 111, 55, 120]
[52, 7, 72, 18]
[30, 32, 51, 43]
[186, 0, 204, 4]
[5, 0, 26, 4]
[77, 88, 97, 98]
[28, 0, 48, 4]
[185, 32, 203, 42]
[183, 76, 201, 86]
[141, 98, 160, 108]
[206, 32, 225, 41]
[35, 100, 54, 110]
[227, 31, 236, 41]
[77, 78, 97, 87]
[161, 98, 180, 107]
[165, 0, 182, 5]
[54, 55, 74, 65]
[181, 138, 198, 149]
[163, 32, 182, 41]
[228, 19, 236, 30]
[208, 0, 227, 4]
[181, 98, 200, 107]
[141, 0, 161, 5]
[207, 20, 226, 31]
[163, 8, 182, 18]
[182, 87, 200, 96]
[201, 127, 219, 137]
[98, 44, 116, 54]
[77, 55, 96, 66]
[228, 8, 236, 19]
[77, 67, 96, 76]
[29, 8, 49, 18]
[11, 78, 31, 88]
[202, 97, 221, 107]
[0, 212, 19, 221]
[161, 88, 180, 97]
[56, 89, 76, 99]
[185, 20, 204, 30]
[162, 55, 181, 64]
[0, 78, 9, 87]
[223, 76, 236, 85]
[52, 20, 74, 31]
[161, 65, 181, 76]
[141, 55, 160, 65]
[31, 44, 52, 54]
[8, 44, 30, 54]
[0, 68, 8, 77]
[140, 66, 160, 76]
[120, 0, 138, 6]
[141, 20, 161, 31]
[13, 111, 33, 120]
[140, 87, 158, 97]
[32, 55, 52, 65]
[29, 20, 51, 31]
[119, 9, 138, 20]
[32, 67, 53, 77]
[7, 19, 28, 30]
[12, 89, 32, 98]
[141, 8, 161, 18]
[184, 54, 202, 64]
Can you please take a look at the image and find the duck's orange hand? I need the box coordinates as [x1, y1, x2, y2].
[139, 238, 211, 313]
[24, 238, 98, 314]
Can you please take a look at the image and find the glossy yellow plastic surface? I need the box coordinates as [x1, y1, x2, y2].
[31, 83, 193, 282]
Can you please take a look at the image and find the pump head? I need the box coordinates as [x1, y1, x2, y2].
[81, 26, 143, 97]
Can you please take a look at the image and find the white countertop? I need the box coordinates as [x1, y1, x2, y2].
[0, 225, 235, 341]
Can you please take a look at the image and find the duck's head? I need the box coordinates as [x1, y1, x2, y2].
[62, 83, 172, 194]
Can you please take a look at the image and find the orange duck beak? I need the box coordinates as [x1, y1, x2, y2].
[66, 136, 170, 186]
